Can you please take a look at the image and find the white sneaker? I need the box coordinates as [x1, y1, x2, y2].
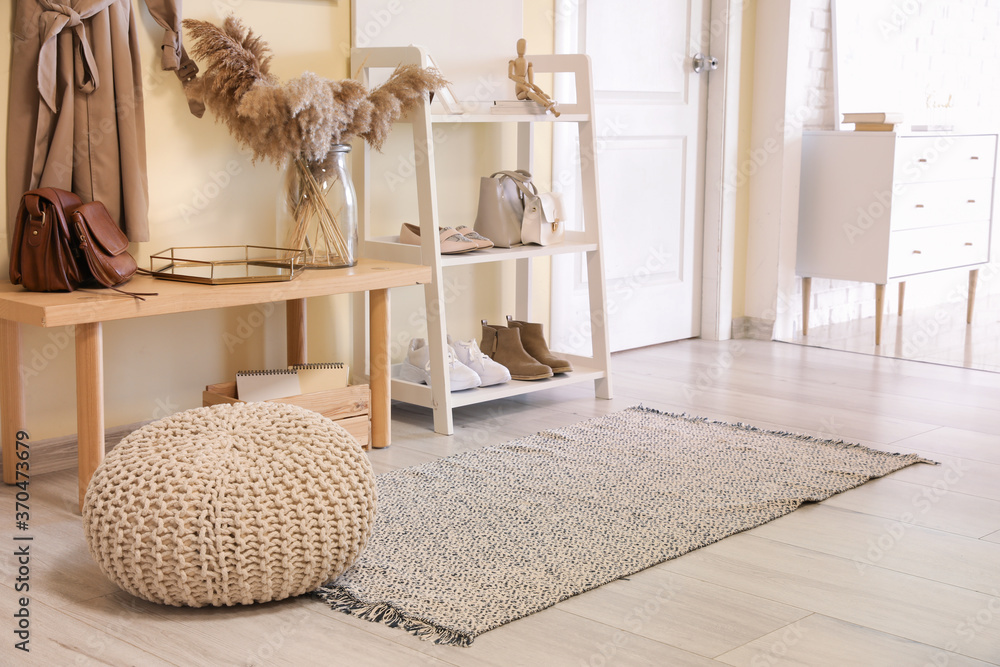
[448, 335, 511, 387]
[399, 338, 481, 391]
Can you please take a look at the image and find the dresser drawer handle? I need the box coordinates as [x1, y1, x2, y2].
[967, 199, 976, 203]
[965, 242, 974, 246]
[970, 156, 980, 160]
[917, 158, 928, 163]
[915, 204, 925, 208]
[912, 250, 922, 254]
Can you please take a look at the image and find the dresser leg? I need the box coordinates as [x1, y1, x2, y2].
[968, 269, 979, 324]
[801, 277, 811, 336]
[875, 284, 886, 346]
[898, 281, 906, 317]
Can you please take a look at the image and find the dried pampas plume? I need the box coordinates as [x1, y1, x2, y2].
[182, 16, 446, 165]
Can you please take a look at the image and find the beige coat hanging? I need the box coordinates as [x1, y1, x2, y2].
[6, 0, 203, 243]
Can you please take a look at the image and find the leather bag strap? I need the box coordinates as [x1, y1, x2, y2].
[508, 177, 541, 201]
[490, 169, 535, 186]
[491, 170, 538, 199]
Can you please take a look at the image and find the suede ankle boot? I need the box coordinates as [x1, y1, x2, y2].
[506, 316, 573, 373]
[481, 320, 553, 380]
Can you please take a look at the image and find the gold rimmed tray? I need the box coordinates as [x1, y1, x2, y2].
[148, 245, 306, 285]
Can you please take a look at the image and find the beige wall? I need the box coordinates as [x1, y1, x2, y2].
[2, 1, 554, 440]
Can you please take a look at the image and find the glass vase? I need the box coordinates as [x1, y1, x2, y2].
[277, 144, 358, 268]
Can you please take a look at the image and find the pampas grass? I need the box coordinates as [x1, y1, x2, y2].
[183, 16, 446, 165]
[182, 16, 445, 267]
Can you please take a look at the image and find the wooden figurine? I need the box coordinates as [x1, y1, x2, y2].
[508, 38, 560, 117]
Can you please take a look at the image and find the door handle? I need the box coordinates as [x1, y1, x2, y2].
[692, 53, 718, 73]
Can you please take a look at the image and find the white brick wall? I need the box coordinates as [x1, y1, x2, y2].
[799, 1, 834, 131]
[789, 0, 1000, 331]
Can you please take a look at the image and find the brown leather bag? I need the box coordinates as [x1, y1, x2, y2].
[69, 202, 139, 288]
[9, 188, 86, 292]
[9, 188, 140, 294]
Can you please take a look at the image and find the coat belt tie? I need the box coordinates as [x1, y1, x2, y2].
[37, 0, 118, 112]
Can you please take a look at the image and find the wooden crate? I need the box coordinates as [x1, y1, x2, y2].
[203, 382, 371, 449]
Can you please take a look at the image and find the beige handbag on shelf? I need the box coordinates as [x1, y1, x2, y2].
[473, 170, 533, 248]
[473, 170, 566, 247]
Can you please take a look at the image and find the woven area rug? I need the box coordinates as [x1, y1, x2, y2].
[315, 406, 934, 646]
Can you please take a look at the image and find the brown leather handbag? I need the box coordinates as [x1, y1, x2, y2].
[9, 188, 141, 294]
[69, 202, 140, 289]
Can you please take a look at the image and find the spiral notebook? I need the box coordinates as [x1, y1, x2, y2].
[235, 363, 348, 401]
[288, 362, 349, 393]
[235, 369, 301, 402]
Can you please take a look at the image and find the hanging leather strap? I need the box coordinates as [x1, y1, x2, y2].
[79, 286, 158, 301]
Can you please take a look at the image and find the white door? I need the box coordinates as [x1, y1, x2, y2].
[551, 0, 710, 353]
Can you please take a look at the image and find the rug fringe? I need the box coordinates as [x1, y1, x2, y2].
[630, 405, 938, 466]
[314, 586, 474, 647]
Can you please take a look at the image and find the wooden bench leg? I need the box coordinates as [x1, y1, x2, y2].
[369, 289, 390, 448]
[1, 319, 26, 484]
[287, 298, 307, 366]
[76, 322, 104, 511]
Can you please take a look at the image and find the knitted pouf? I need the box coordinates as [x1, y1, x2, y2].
[83, 402, 376, 607]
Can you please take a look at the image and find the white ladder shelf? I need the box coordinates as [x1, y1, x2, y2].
[351, 45, 612, 435]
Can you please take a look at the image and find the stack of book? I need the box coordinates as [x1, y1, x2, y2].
[842, 112, 904, 132]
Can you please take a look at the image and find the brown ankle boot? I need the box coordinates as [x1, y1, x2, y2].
[481, 320, 499, 359]
[481, 320, 553, 380]
[506, 316, 573, 373]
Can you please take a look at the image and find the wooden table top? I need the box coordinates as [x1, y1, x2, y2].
[0, 258, 431, 328]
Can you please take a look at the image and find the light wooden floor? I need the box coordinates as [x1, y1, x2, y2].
[784, 290, 1000, 373]
[2, 339, 999, 666]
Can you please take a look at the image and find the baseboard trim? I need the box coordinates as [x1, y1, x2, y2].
[731, 316, 774, 340]
[1, 421, 149, 479]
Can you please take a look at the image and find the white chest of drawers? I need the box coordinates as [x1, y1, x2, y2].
[796, 131, 997, 344]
